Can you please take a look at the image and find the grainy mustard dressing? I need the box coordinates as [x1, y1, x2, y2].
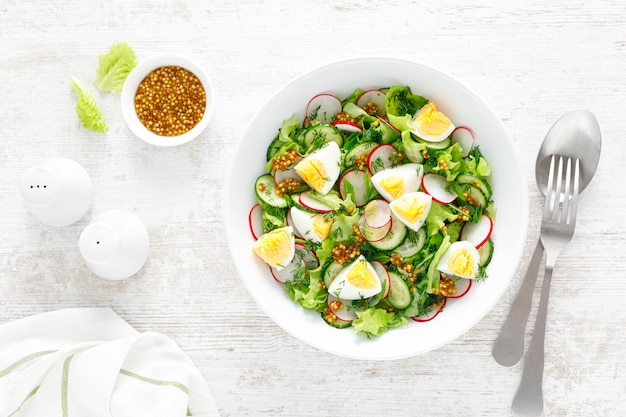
[134, 66, 206, 136]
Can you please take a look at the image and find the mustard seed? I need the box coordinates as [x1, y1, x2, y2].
[134, 66, 206, 137]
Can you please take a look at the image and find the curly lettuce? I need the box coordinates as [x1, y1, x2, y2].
[352, 307, 407, 337]
[71, 77, 108, 133]
[285, 275, 327, 312]
[385, 85, 428, 118]
[94, 42, 137, 93]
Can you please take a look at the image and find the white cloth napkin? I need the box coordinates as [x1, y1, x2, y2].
[0, 308, 220, 417]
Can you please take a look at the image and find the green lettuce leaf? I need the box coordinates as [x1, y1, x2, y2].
[400, 130, 426, 163]
[71, 77, 108, 133]
[426, 234, 451, 294]
[429, 142, 465, 181]
[279, 114, 301, 143]
[286, 276, 327, 311]
[425, 202, 458, 237]
[352, 307, 407, 337]
[384, 85, 428, 117]
[306, 190, 356, 215]
[94, 42, 138, 93]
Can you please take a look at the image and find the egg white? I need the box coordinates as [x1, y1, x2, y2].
[370, 163, 424, 202]
[294, 141, 341, 195]
[252, 226, 295, 270]
[289, 206, 331, 243]
[328, 255, 382, 300]
[389, 191, 432, 231]
[411, 103, 456, 142]
[436, 240, 480, 279]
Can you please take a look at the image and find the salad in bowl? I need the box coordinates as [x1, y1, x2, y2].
[224, 57, 527, 360]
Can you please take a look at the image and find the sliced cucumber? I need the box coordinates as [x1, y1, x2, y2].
[387, 271, 411, 309]
[323, 261, 345, 289]
[457, 172, 492, 200]
[455, 183, 487, 209]
[321, 311, 352, 329]
[478, 238, 494, 266]
[255, 174, 287, 208]
[344, 142, 377, 168]
[393, 227, 426, 258]
[369, 216, 407, 251]
[266, 136, 283, 161]
[466, 185, 488, 208]
[302, 125, 344, 149]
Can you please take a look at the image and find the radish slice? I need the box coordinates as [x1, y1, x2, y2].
[356, 90, 387, 116]
[451, 126, 474, 157]
[447, 278, 472, 298]
[411, 298, 447, 322]
[327, 294, 358, 322]
[248, 204, 264, 240]
[274, 166, 301, 185]
[367, 143, 397, 175]
[371, 260, 391, 300]
[358, 214, 392, 242]
[305, 93, 342, 125]
[421, 173, 457, 204]
[299, 191, 333, 213]
[295, 242, 319, 270]
[270, 256, 306, 283]
[461, 214, 493, 248]
[376, 115, 400, 134]
[331, 120, 363, 133]
[338, 169, 368, 207]
[363, 199, 392, 229]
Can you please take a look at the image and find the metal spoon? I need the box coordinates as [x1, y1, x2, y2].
[492, 110, 601, 367]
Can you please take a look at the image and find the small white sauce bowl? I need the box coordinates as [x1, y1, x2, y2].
[121, 54, 215, 147]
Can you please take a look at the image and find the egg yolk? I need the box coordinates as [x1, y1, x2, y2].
[448, 248, 475, 277]
[312, 214, 332, 240]
[347, 261, 378, 289]
[252, 228, 292, 267]
[295, 159, 327, 192]
[393, 195, 427, 224]
[379, 176, 405, 199]
[414, 102, 452, 136]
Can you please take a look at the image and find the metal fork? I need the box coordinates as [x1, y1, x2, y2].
[511, 154, 580, 417]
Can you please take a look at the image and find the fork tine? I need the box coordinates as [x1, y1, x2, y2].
[561, 156, 571, 222]
[543, 155, 557, 220]
[568, 158, 580, 224]
[553, 156, 565, 222]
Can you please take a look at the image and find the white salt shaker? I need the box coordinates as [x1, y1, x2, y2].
[79, 209, 150, 280]
[20, 158, 92, 227]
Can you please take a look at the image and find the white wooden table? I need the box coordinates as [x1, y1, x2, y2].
[1, 1, 625, 415]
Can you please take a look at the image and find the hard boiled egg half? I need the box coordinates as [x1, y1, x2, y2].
[436, 240, 480, 279]
[294, 141, 341, 195]
[290, 206, 333, 243]
[251, 226, 295, 270]
[328, 255, 382, 300]
[389, 191, 432, 231]
[371, 163, 424, 202]
[412, 102, 455, 142]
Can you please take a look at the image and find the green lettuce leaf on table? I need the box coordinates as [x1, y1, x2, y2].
[94, 42, 138, 93]
[70, 77, 108, 133]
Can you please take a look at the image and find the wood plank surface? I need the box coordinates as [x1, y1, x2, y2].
[1, 1, 625, 416]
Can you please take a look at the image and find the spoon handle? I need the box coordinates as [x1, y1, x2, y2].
[492, 239, 544, 366]
[511, 265, 553, 417]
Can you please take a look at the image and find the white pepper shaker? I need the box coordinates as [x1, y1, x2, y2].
[20, 158, 92, 227]
[79, 209, 150, 280]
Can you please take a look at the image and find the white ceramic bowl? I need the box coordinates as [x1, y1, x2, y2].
[224, 57, 528, 360]
[121, 54, 215, 147]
